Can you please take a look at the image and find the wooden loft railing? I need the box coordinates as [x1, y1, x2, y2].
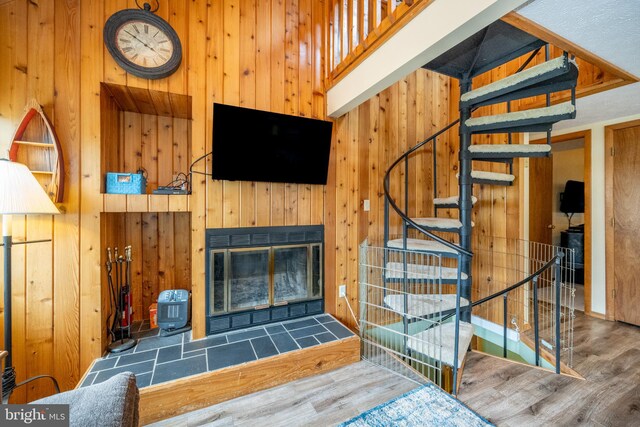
[327, 0, 433, 86]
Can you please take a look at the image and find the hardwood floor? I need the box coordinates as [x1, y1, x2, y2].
[145, 360, 419, 426]
[147, 312, 640, 426]
[458, 311, 640, 426]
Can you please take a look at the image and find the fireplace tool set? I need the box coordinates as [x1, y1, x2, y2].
[106, 245, 137, 353]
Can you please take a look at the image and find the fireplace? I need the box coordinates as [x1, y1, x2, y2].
[205, 225, 324, 334]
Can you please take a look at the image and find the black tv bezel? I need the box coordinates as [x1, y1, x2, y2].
[211, 103, 333, 185]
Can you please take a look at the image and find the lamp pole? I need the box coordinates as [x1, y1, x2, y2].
[0, 159, 61, 403]
[2, 215, 13, 383]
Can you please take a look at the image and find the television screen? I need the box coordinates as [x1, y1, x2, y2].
[211, 103, 333, 185]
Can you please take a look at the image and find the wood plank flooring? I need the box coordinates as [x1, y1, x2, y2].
[458, 311, 640, 426]
[147, 312, 640, 426]
[145, 360, 419, 426]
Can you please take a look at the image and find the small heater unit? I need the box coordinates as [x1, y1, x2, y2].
[157, 289, 191, 336]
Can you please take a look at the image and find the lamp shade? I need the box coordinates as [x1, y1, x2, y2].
[0, 159, 60, 215]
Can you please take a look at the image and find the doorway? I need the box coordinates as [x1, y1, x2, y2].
[605, 119, 640, 326]
[529, 131, 592, 314]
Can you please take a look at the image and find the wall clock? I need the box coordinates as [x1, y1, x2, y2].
[103, 2, 182, 80]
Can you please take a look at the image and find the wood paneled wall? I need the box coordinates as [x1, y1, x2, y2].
[0, 0, 81, 403]
[327, 69, 453, 329]
[0, 0, 328, 403]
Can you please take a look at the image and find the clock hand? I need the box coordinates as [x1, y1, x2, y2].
[123, 29, 167, 61]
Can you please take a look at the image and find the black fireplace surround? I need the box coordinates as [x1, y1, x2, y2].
[205, 225, 324, 335]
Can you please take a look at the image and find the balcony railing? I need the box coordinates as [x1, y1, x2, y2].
[327, 0, 433, 85]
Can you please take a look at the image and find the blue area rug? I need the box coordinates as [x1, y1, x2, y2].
[338, 382, 494, 427]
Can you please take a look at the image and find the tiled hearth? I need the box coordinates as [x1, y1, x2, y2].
[81, 314, 354, 389]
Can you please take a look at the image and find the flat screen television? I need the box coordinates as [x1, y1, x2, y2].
[211, 103, 333, 185]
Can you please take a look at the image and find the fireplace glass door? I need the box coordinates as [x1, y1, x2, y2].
[229, 248, 270, 311]
[208, 243, 322, 316]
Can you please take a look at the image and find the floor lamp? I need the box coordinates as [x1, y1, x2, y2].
[0, 159, 61, 403]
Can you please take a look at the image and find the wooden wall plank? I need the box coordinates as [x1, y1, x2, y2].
[205, 0, 224, 231]
[254, 0, 272, 230]
[285, 184, 298, 225]
[141, 114, 158, 190]
[126, 213, 143, 321]
[79, 0, 104, 374]
[142, 212, 159, 316]
[157, 116, 174, 188]
[189, 0, 208, 340]
[53, 0, 81, 394]
[23, 0, 57, 401]
[173, 213, 191, 290]
[103, 0, 127, 85]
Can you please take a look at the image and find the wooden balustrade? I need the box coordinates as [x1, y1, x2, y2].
[327, 0, 432, 87]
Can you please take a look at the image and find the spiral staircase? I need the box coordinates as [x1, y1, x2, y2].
[379, 20, 579, 393]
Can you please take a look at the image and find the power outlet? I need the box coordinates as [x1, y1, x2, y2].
[339, 285, 346, 298]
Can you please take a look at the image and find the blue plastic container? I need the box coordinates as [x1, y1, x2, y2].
[105, 172, 146, 194]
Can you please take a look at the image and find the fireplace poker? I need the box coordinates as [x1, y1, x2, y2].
[106, 247, 116, 341]
[107, 246, 137, 353]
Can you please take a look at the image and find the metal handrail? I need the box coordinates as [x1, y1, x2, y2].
[383, 45, 546, 258]
[382, 118, 471, 256]
[441, 251, 563, 321]
[442, 251, 565, 374]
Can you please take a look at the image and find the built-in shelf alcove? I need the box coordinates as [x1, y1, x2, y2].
[99, 83, 194, 350]
[101, 212, 192, 325]
[99, 82, 193, 206]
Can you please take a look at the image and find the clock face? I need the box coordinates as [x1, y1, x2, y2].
[116, 20, 175, 68]
[104, 9, 182, 80]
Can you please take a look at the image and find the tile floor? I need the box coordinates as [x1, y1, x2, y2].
[81, 314, 355, 389]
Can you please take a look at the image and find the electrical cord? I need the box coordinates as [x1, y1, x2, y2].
[160, 172, 190, 190]
[341, 291, 360, 331]
[188, 152, 213, 192]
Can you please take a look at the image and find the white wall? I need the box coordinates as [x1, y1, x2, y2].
[547, 113, 640, 315]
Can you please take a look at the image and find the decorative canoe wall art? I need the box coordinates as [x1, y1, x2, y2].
[9, 99, 65, 203]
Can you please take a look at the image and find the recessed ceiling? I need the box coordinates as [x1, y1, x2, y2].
[517, 0, 640, 128]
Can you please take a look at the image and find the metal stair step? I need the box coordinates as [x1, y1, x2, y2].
[469, 143, 551, 159]
[460, 56, 578, 108]
[433, 195, 478, 209]
[387, 238, 460, 258]
[384, 294, 470, 319]
[384, 262, 468, 284]
[469, 170, 515, 186]
[409, 217, 475, 233]
[457, 170, 515, 186]
[407, 321, 474, 368]
[465, 101, 575, 134]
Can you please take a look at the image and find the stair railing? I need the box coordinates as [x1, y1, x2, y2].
[382, 118, 468, 255]
[439, 251, 565, 375]
[381, 46, 573, 395]
[383, 44, 547, 252]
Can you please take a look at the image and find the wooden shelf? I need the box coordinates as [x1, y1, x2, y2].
[14, 140, 54, 148]
[101, 193, 191, 213]
[31, 170, 54, 175]
[101, 82, 192, 119]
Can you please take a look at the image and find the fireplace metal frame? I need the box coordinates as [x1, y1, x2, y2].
[205, 225, 324, 335]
